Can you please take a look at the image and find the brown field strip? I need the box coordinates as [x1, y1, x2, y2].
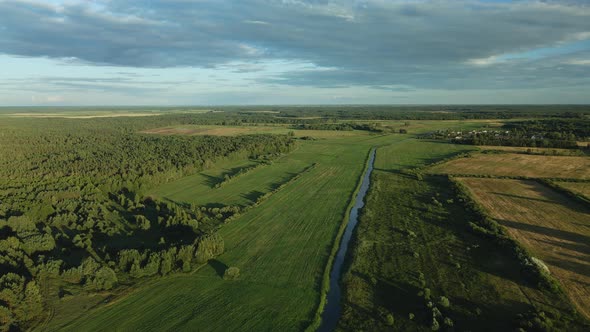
[430, 153, 590, 179]
[5, 112, 163, 118]
[477, 145, 581, 155]
[140, 126, 281, 136]
[457, 178, 590, 319]
[141, 125, 370, 138]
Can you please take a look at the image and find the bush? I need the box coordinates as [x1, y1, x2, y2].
[443, 317, 454, 327]
[423, 288, 431, 300]
[431, 317, 440, 331]
[438, 296, 450, 308]
[223, 267, 240, 280]
[385, 313, 394, 326]
[90, 267, 118, 290]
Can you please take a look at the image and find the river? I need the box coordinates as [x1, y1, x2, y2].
[318, 148, 376, 332]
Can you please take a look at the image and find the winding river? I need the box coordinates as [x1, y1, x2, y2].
[319, 148, 376, 332]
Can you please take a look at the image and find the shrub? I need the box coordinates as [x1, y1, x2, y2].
[431, 317, 440, 331]
[385, 313, 394, 326]
[223, 267, 240, 280]
[90, 267, 118, 290]
[438, 296, 450, 308]
[443, 317, 454, 327]
[432, 307, 442, 319]
[423, 288, 431, 300]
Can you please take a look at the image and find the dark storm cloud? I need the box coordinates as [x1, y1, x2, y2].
[0, 0, 589, 89]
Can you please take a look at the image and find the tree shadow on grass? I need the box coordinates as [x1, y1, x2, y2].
[537, 238, 590, 259]
[201, 173, 222, 188]
[496, 219, 590, 250]
[489, 192, 555, 204]
[241, 190, 265, 203]
[208, 259, 228, 278]
[548, 257, 590, 279]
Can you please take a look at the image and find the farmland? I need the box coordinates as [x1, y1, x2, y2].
[148, 156, 308, 207]
[555, 181, 590, 200]
[142, 124, 371, 138]
[337, 140, 585, 331]
[2, 0, 590, 329]
[429, 153, 590, 179]
[43, 133, 401, 331]
[1, 107, 589, 332]
[477, 145, 584, 156]
[456, 178, 590, 319]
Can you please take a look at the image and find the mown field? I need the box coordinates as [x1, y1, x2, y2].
[0, 108, 214, 118]
[477, 145, 584, 155]
[44, 133, 401, 331]
[373, 139, 476, 170]
[457, 178, 590, 320]
[149, 156, 308, 207]
[430, 153, 590, 179]
[337, 140, 585, 331]
[142, 124, 371, 138]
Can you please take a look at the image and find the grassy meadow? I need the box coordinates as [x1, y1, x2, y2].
[44, 133, 402, 331]
[457, 178, 590, 319]
[148, 156, 308, 207]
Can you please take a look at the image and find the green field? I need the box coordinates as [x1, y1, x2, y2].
[373, 139, 476, 171]
[337, 140, 584, 331]
[44, 133, 402, 331]
[148, 156, 310, 207]
[2, 107, 588, 332]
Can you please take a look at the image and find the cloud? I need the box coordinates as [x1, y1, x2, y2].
[31, 95, 65, 103]
[466, 56, 501, 67]
[0, 75, 191, 95]
[566, 59, 590, 65]
[0, 0, 589, 92]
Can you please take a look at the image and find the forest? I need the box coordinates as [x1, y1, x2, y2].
[0, 115, 293, 330]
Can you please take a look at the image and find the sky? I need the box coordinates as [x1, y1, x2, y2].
[0, 0, 589, 106]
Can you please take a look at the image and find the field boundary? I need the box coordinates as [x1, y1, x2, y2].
[427, 171, 590, 183]
[404, 150, 475, 177]
[305, 147, 373, 332]
[449, 176, 567, 294]
[222, 163, 317, 223]
[540, 180, 590, 206]
[451, 176, 590, 323]
[214, 161, 267, 188]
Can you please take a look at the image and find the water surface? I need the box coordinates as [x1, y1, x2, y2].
[319, 148, 376, 331]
